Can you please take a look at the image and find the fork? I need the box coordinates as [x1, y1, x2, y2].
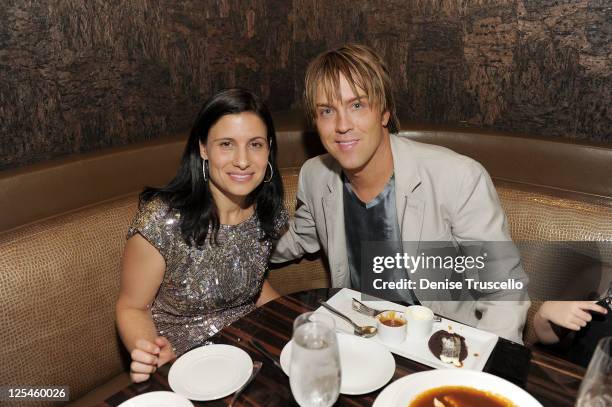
[351, 297, 388, 317]
[352, 297, 442, 322]
[229, 361, 263, 407]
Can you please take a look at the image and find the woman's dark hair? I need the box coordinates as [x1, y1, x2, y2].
[141, 88, 284, 246]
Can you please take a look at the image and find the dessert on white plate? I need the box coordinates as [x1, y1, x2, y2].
[322, 288, 497, 371]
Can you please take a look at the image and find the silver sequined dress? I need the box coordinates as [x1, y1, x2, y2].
[127, 197, 288, 356]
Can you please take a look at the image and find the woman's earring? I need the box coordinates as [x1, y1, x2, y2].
[202, 159, 209, 182]
[264, 162, 273, 183]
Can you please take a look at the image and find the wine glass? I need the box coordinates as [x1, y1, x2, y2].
[576, 336, 612, 407]
[289, 312, 341, 407]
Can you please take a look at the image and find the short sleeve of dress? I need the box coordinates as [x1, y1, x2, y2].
[127, 197, 175, 261]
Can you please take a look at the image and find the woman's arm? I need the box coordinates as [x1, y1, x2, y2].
[115, 234, 176, 381]
[256, 279, 281, 307]
[534, 301, 608, 344]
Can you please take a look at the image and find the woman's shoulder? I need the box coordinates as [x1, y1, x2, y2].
[128, 195, 178, 239]
[143, 195, 172, 212]
[136, 195, 173, 221]
[250, 204, 288, 238]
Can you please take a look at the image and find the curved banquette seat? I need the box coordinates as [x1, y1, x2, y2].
[1, 111, 611, 405]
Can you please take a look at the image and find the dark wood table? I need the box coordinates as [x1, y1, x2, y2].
[101, 289, 585, 406]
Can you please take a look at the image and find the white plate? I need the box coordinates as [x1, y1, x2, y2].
[373, 370, 542, 407]
[117, 391, 194, 407]
[279, 332, 395, 395]
[322, 288, 498, 371]
[168, 344, 253, 401]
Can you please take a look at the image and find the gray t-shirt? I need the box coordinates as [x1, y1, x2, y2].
[343, 174, 418, 304]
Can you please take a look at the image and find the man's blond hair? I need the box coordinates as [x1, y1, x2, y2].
[304, 44, 399, 133]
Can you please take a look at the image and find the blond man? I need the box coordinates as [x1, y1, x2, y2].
[272, 44, 530, 343]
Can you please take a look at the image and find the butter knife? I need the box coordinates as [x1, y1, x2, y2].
[229, 361, 262, 407]
[250, 338, 282, 370]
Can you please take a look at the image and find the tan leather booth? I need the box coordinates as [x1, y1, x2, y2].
[1, 112, 611, 405]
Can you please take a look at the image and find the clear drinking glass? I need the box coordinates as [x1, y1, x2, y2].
[289, 312, 341, 407]
[576, 336, 612, 407]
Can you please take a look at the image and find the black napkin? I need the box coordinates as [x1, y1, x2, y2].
[484, 338, 532, 388]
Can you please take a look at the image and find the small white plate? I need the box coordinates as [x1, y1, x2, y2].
[373, 370, 542, 407]
[280, 332, 395, 395]
[117, 391, 194, 407]
[168, 344, 253, 401]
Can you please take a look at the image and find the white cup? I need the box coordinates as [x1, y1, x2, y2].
[376, 310, 407, 345]
[406, 305, 434, 338]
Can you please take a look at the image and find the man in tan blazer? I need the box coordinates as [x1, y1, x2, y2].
[272, 44, 530, 344]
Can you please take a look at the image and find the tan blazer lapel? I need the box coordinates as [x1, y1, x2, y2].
[322, 166, 350, 287]
[399, 197, 425, 251]
[391, 136, 435, 302]
[391, 135, 424, 252]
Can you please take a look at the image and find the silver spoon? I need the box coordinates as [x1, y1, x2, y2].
[319, 300, 377, 338]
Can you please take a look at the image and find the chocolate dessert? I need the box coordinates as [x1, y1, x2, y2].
[428, 330, 468, 367]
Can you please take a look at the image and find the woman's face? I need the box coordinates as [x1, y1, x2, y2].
[200, 112, 270, 206]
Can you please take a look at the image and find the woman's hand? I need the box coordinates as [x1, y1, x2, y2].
[539, 301, 608, 331]
[129, 337, 176, 383]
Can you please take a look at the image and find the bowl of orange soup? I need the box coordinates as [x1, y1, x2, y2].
[392, 370, 542, 407]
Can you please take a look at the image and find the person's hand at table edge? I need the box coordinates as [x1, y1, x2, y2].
[130, 337, 176, 383]
[534, 301, 608, 344]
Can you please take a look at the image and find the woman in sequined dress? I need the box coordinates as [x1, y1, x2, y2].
[115, 89, 287, 382]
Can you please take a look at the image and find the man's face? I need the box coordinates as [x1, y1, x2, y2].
[314, 73, 390, 173]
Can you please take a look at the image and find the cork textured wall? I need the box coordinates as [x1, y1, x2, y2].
[1, 0, 610, 170]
